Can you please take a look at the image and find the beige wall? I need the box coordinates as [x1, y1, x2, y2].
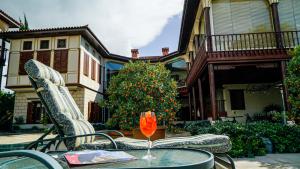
[222, 83, 283, 122]
[7, 35, 81, 87]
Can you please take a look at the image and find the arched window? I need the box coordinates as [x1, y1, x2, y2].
[278, 0, 300, 31]
[212, 0, 272, 35]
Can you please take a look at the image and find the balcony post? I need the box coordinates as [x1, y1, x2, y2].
[192, 86, 197, 120]
[188, 91, 192, 121]
[280, 61, 290, 112]
[197, 78, 204, 120]
[208, 64, 217, 120]
[270, 2, 283, 48]
[204, 7, 212, 52]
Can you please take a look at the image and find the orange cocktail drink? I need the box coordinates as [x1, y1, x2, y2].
[140, 111, 157, 138]
[140, 111, 157, 160]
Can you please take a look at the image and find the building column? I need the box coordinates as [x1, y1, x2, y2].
[204, 7, 212, 52]
[280, 61, 290, 111]
[270, 2, 282, 48]
[208, 64, 217, 120]
[198, 78, 204, 120]
[0, 39, 6, 90]
[188, 91, 192, 121]
[192, 86, 197, 120]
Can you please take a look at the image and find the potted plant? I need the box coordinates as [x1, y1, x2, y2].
[100, 61, 180, 139]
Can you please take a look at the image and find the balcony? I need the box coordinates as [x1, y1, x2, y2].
[187, 31, 300, 85]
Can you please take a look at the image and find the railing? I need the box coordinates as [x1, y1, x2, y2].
[209, 31, 300, 52]
[187, 31, 299, 86]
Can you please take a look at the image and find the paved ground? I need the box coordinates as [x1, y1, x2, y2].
[234, 153, 300, 169]
[0, 132, 56, 144]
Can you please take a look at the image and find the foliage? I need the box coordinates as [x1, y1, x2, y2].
[19, 14, 29, 31]
[101, 61, 180, 130]
[0, 90, 15, 130]
[186, 121, 300, 157]
[285, 46, 300, 121]
[14, 116, 24, 124]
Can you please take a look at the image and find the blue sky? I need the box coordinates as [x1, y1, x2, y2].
[140, 13, 182, 56]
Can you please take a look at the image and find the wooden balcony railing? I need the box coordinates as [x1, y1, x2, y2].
[210, 31, 300, 52]
[187, 31, 299, 86]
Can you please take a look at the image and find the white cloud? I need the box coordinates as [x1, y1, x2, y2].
[1, 0, 184, 56]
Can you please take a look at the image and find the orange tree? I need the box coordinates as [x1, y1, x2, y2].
[103, 61, 180, 130]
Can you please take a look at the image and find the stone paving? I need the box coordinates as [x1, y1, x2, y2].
[234, 153, 300, 169]
[0, 132, 56, 144]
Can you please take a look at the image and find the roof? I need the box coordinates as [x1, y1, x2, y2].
[177, 0, 200, 53]
[0, 10, 20, 28]
[0, 25, 115, 59]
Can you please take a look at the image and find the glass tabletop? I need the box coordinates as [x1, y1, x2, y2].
[64, 148, 214, 169]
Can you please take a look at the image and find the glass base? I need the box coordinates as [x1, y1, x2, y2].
[142, 154, 156, 160]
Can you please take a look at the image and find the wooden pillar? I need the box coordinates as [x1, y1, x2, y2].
[188, 92, 192, 121]
[208, 64, 217, 120]
[192, 86, 197, 120]
[198, 78, 204, 120]
[280, 61, 290, 111]
[204, 7, 212, 52]
[270, 2, 282, 48]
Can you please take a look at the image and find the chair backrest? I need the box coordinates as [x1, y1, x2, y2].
[24, 59, 95, 149]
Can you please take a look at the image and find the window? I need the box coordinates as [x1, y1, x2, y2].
[212, 0, 272, 34]
[54, 50, 68, 73]
[23, 41, 32, 50]
[40, 40, 49, 49]
[91, 59, 96, 80]
[26, 101, 49, 124]
[57, 39, 66, 48]
[85, 42, 90, 51]
[19, 52, 33, 75]
[83, 53, 89, 76]
[229, 90, 245, 110]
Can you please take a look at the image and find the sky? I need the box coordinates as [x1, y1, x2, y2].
[1, 0, 184, 56]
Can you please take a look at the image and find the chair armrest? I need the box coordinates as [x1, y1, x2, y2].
[0, 150, 65, 169]
[27, 133, 118, 152]
[61, 133, 118, 149]
[95, 130, 125, 137]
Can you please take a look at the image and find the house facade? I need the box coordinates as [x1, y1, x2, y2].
[0, 0, 298, 127]
[179, 0, 299, 121]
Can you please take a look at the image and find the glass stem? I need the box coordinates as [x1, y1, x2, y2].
[147, 137, 151, 157]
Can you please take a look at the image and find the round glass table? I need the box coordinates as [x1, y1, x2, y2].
[62, 148, 214, 169]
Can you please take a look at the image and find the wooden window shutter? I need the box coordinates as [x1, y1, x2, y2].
[54, 50, 68, 73]
[26, 102, 33, 124]
[91, 59, 96, 80]
[37, 51, 51, 66]
[19, 52, 33, 75]
[83, 53, 89, 76]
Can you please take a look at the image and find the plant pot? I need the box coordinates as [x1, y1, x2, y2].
[132, 126, 166, 141]
[108, 130, 133, 138]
